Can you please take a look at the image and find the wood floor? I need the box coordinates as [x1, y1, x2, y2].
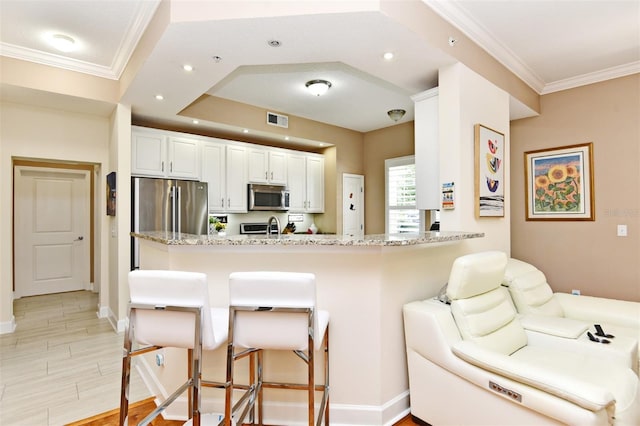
[0, 291, 420, 426]
[68, 397, 421, 425]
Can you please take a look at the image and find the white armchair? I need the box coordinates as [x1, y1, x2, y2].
[403, 251, 640, 425]
[503, 257, 640, 370]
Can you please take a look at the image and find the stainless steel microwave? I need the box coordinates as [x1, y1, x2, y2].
[248, 183, 290, 211]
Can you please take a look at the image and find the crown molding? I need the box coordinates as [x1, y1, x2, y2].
[0, 1, 158, 81]
[110, 0, 160, 79]
[424, 0, 545, 94]
[1, 42, 119, 79]
[542, 61, 640, 94]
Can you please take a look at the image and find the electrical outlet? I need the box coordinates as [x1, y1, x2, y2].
[617, 225, 628, 237]
[571, 289, 581, 296]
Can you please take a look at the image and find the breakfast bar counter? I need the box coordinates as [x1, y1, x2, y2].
[132, 230, 483, 425]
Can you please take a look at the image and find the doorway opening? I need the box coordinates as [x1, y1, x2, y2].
[12, 159, 96, 298]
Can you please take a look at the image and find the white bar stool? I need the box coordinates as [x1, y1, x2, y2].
[120, 270, 229, 426]
[224, 271, 330, 426]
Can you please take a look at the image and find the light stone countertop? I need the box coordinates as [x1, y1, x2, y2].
[131, 230, 484, 247]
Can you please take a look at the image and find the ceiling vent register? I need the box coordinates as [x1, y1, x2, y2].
[267, 112, 289, 128]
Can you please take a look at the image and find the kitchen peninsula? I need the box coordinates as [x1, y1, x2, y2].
[132, 230, 483, 425]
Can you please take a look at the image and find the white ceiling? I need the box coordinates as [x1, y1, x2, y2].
[1, 0, 638, 139]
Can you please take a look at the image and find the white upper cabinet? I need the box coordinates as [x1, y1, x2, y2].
[287, 153, 306, 211]
[167, 136, 200, 179]
[268, 150, 287, 185]
[305, 155, 324, 213]
[225, 144, 248, 212]
[201, 141, 248, 213]
[287, 153, 324, 213]
[412, 88, 439, 210]
[248, 147, 287, 185]
[131, 127, 200, 179]
[201, 140, 226, 212]
[131, 131, 166, 177]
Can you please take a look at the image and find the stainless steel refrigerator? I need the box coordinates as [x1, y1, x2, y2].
[131, 177, 208, 269]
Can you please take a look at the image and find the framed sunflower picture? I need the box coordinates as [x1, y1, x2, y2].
[475, 124, 505, 217]
[524, 142, 595, 221]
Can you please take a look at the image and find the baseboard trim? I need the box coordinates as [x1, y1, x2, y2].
[0, 316, 16, 334]
[97, 305, 109, 319]
[106, 307, 126, 332]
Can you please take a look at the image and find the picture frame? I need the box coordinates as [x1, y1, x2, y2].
[524, 142, 594, 221]
[475, 124, 505, 217]
[106, 171, 116, 216]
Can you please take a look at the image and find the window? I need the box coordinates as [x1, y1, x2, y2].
[385, 155, 424, 233]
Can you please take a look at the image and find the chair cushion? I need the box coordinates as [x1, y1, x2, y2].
[446, 251, 508, 300]
[451, 287, 528, 355]
[508, 269, 565, 317]
[502, 257, 539, 287]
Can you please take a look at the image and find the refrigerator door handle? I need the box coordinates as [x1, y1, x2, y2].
[177, 186, 182, 233]
[170, 185, 177, 233]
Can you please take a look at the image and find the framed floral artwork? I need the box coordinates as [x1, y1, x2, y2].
[524, 142, 595, 221]
[475, 124, 505, 217]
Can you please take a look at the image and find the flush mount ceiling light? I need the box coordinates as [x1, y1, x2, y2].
[387, 109, 406, 122]
[305, 79, 332, 96]
[49, 33, 76, 52]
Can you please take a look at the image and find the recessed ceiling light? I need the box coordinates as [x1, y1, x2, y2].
[183, 64, 194, 72]
[192, 119, 199, 124]
[284, 136, 290, 141]
[383, 52, 394, 61]
[49, 34, 76, 52]
[212, 56, 222, 63]
[155, 94, 164, 100]
[267, 40, 282, 47]
[242, 129, 249, 133]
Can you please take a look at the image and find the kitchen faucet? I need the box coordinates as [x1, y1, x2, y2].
[267, 216, 281, 236]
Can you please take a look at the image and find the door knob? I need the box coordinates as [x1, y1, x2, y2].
[74, 236, 84, 241]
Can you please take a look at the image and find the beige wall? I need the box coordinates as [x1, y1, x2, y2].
[363, 121, 415, 234]
[0, 101, 112, 329]
[438, 63, 511, 254]
[510, 74, 640, 301]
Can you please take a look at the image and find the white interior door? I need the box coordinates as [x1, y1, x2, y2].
[343, 174, 364, 237]
[14, 167, 90, 298]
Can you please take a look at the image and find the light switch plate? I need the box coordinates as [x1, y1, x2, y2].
[617, 224, 628, 237]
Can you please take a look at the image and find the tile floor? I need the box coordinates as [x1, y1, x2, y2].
[0, 291, 151, 425]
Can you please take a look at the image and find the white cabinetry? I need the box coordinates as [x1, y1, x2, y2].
[201, 141, 247, 213]
[131, 127, 200, 179]
[248, 147, 287, 185]
[287, 153, 324, 213]
[167, 136, 200, 179]
[225, 145, 248, 212]
[411, 88, 439, 210]
[131, 131, 165, 177]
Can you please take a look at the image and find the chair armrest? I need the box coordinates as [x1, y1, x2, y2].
[520, 314, 588, 338]
[452, 341, 615, 412]
[555, 293, 640, 329]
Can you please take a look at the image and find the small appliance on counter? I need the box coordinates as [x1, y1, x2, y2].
[239, 222, 279, 235]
